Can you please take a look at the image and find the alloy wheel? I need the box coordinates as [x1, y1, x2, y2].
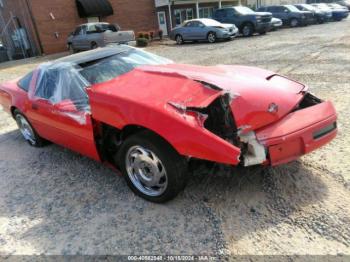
[125, 145, 168, 197]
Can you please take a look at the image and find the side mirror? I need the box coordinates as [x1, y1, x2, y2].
[284, 9, 290, 13]
[54, 99, 78, 113]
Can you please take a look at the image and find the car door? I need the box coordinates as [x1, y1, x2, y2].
[276, 6, 290, 23]
[182, 21, 195, 40]
[191, 21, 208, 39]
[73, 25, 88, 50]
[26, 67, 100, 161]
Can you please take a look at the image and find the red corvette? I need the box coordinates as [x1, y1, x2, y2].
[0, 46, 337, 202]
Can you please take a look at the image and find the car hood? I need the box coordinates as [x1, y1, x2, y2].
[89, 64, 306, 132]
[220, 23, 237, 29]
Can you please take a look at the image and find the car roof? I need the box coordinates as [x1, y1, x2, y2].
[55, 45, 132, 65]
[79, 22, 110, 27]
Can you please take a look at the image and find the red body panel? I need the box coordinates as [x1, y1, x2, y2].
[87, 69, 241, 165]
[139, 64, 306, 132]
[0, 71, 100, 161]
[256, 101, 337, 166]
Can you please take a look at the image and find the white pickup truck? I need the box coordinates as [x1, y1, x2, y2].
[67, 22, 135, 53]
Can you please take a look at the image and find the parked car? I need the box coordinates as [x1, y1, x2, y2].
[310, 3, 333, 21]
[257, 5, 313, 27]
[294, 4, 328, 24]
[67, 22, 135, 53]
[169, 18, 238, 44]
[336, 0, 350, 11]
[270, 17, 283, 30]
[213, 6, 272, 37]
[0, 46, 338, 202]
[312, 3, 347, 21]
[327, 3, 349, 20]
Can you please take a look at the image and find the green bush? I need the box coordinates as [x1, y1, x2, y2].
[137, 38, 149, 47]
[137, 32, 144, 38]
[143, 33, 150, 40]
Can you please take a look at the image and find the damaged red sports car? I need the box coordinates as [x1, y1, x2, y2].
[0, 46, 337, 202]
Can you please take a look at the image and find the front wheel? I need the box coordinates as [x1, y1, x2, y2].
[117, 131, 187, 203]
[207, 32, 216, 43]
[14, 110, 45, 147]
[241, 23, 254, 37]
[175, 34, 184, 45]
[290, 18, 299, 27]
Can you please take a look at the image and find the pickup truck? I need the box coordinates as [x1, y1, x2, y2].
[213, 6, 272, 37]
[67, 22, 135, 53]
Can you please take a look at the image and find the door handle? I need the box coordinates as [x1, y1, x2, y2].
[32, 103, 39, 110]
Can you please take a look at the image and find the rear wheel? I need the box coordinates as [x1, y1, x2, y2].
[207, 32, 216, 43]
[14, 110, 45, 147]
[175, 34, 184, 45]
[117, 131, 187, 202]
[241, 23, 254, 37]
[68, 43, 75, 54]
[91, 42, 98, 49]
[290, 18, 299, 27]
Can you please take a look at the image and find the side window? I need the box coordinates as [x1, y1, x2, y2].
[185, 21, 193, 27]
[35, 66, 89, 111]
[35, 70, 59, 100]
[73, 26, 81, 36]
[18, 71, 33, 92]
[226, 9, 235, 16]
[80, 26, 87, 35]
[215, 9, 226, 18]
[87, 24, 98, 33]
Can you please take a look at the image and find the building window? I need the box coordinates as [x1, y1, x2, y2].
[199, 7, 215, 18]
[174, 8, 193, 25]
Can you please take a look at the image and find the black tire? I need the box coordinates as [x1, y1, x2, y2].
[207, 32, 216, 43]
[259, 31, 267, 35]
[241, 23, 254, 37]
[117, 131, 187, 203]
[68, 43, 75, 54]
[175, 34, 184, 45]
[91, 42, 98, 49]
[290, 18, 299, 27]
[13, 110, 46, 147]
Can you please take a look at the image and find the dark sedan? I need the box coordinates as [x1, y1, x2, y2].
[294, 4, 328, 24]
[258, 5, 313, 27]
[170, 19, 238, 44]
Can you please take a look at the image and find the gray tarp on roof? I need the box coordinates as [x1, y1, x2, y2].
[75, 0, 114, 18]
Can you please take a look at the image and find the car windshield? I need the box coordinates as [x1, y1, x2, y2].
[328, 3, 344, 8]
[315, 4, 331, 10]
[301, 4, 315, 11]
[96, 23, 118, 32]
[200, 19, 223, 27]
[78, 48, 173, 85]
[285, 5, 300, 12]
[234, 6, 255, 14]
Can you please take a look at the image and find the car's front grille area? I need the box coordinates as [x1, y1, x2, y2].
[313, 122, 337, 140]
[261, 16, 272, 23]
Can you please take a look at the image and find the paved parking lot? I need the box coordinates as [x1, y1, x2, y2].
[0, 18, 349, 256]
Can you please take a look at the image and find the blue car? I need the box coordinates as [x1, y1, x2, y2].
[327, 3, 349, 20]
[170, 18, 238, 44]
[312, 3, 348, 21]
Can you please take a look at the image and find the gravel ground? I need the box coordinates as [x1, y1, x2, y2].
[0, 18, 349, 256]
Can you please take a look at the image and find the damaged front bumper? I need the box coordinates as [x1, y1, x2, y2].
[255, 101, 337, 166]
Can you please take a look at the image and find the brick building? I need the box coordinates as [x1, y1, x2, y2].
[0, 0, 247, 58]
[0, 0, 159, 57]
